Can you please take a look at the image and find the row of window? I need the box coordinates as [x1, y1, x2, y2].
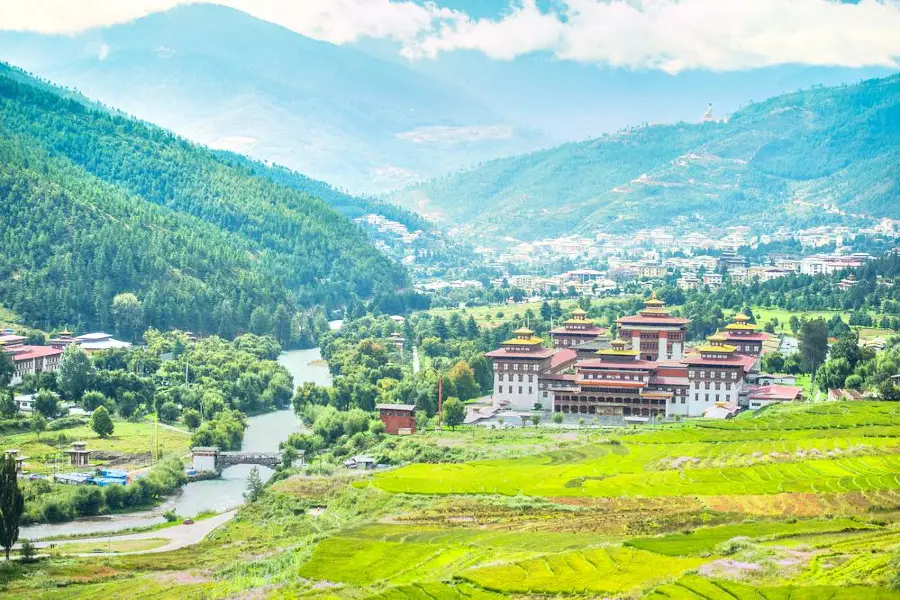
[694, 381, 733, 391]
[497, 363, 540, 372]
[583, 372, 647, 382]
[497, 373, 534, 383]
[689, 370, 738, 380]
[497, 385, 533, 395]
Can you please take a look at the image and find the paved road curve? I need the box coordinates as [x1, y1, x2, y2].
[24, 510, 236, 556]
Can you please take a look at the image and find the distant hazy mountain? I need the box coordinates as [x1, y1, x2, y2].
[0, 4, 546, 193]
[390, 75, 900, 241]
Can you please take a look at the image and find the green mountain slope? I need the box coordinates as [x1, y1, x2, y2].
[0, 4, 547, 193]
[0, 62, 406, 334]
[391, 75, 900, 240]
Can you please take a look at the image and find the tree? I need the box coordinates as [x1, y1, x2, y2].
[0, 392, 16, 420]
[90, 406, 115, 438]
[111, 292, 144, 341]
[0, 452, 24, 560]
[58, 345, 91, 401]
[249, 306, 273, 336]
[540, 301, 552, 322]
[531, 414, 541, 427]
[789, 315, 801, 335]
[182, 408, 201, 430]
[552, 412, 564, 424]
[0, 351, 12, 389]
[442, 397, 465, 430]
[244, 466, 264, 502]
[273, 305, 293, 348]
[158, 401, 181, 423]
[448, 361, 480, 401]
[281, 445, 299, 469]
[30, 414, 46, 440]
[33, 389, 58, 419]
[81, 390, 107, 412]
[799, 318, 829, 374]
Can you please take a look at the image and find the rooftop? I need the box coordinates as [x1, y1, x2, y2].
[375, 404, 416, 412]
[747, 385, 803, 401]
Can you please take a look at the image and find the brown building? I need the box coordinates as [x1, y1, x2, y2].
[617, 293, 689, 361]
[376, 404, 416, 435]
[67, 441, 92, 467]
[549, 308, 608, 349]
[721, 313, 769, 357]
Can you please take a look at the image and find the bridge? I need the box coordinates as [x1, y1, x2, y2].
[191, 447, 287, 475]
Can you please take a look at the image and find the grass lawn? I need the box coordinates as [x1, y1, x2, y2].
[732, 306, 896, 337]
[2, 419, 191, 474]
[427, 296, 636, 327]
[47, 537, 169, 555]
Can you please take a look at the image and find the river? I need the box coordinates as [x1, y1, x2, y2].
[20, 348, 331, 540]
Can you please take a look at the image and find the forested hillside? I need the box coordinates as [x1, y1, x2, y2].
[0, 63, 406, 334]
[392, 75, 900, 240]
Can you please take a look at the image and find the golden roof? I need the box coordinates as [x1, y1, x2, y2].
[724, 323, 755, 331]
[564, 318, 593, 325]
[732, 313, 751, 322]
[502, 337, 543, 346]
[597, 348, 639, 356]
[644, 291, 665, 307]
[707, 331, 728, 342]
[513, 327, 535, 336]
[696, 343, 737, 353]
[571, 308, 587, 317]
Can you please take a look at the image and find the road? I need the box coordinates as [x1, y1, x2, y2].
[23, 510, 235, 556]
[412, 345, 420, 374]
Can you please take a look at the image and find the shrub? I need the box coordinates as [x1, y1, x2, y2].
[19, 539, 36, 563]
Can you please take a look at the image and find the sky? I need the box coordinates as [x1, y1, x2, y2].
[2, 0, 900, 74]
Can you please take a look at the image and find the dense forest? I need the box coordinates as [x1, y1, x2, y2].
[392, 74, 900, 240]
[0, 62, 408, 334]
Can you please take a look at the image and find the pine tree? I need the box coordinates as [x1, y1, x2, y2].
[90, 406, 115, 438]
[0, 453, 24, 560]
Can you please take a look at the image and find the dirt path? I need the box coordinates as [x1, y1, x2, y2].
[24, 510, 236, 556]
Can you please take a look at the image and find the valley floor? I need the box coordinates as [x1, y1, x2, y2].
[2, 401, 899, 599]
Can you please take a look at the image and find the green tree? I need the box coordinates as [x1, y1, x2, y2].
[111, 292, 144, 342]
[448, 361, 480, 401]
[244, 466, 264, 502]
[33, 389, 59, 419]
[531, 414, 541, 427]
[0, 351, 13, 389]
[281, 445, 299, 469]
[249, 306, 273, 336]
[0, 452, 24, 560]
[442, 397, 465, 430]
[58, 345, 91, 401]
[552, 412, 564, 424]
[273, 305, 293, 348]
[0, 392, 16, 419]
[90, 406, 115, 438]
[799, 318, 829, 374]
[81, 390, 107, 412]
[29, 414, 46, 440]
[540, 301, 552, 322]
[158, 401, 181, 423]
[182, 407, 201, 430]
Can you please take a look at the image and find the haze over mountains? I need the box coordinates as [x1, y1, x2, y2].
[0, 4, 546, 193]
[391, 75, 900, 241]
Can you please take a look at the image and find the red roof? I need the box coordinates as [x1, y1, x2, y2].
[649, 376, 689, 386]
[618, 315, 690, 325]
[577, 359, 657, 370]
[549, 326, 609, 336]
[549, 349, 578, 370]
[747, 385, 803, 401]
[578, 380, 647, 389]
[680, 353, 756, 372]
[485, 348, 556, 359]
[5, 345, 63, 361]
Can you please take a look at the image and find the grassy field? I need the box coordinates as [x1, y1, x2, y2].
[46, 537, 169, 555]
[3, 419, 191, 474]
[1, 402, 899, 599]
[427, 296, 635, 327]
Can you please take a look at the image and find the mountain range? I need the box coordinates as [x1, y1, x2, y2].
[0, 62, 407, 335]
[0, 4, 546, 193]
[389, 74, 900, 241]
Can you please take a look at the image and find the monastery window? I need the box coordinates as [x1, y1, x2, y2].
[705, 393, 709, 402]
[731, 372, 737, 380]
[528, 375, 533, 382]
[513, 364, 519, 371]
[498, 373, 503, 382]
[518, 374, 523, 382]
[704, 382, 710, 390]
[681, 397, 686, 404]
[528, 387, 533, 394]
[700, 371, 705, 378]
[726, 383, 731, 391]
[715, 382, 721, 390]
[518, 386, 523, 394]
[715, 394, 720, 402]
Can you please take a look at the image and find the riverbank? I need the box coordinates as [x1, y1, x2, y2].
[19, 348, 327, 540]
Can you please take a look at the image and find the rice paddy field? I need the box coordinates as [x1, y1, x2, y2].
[2, 401, 899, 599]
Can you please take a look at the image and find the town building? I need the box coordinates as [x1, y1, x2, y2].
[717, 250, 747, 271]
[549, 309, 608, 349]
[74, 332, 132, 354]
[721, 313, 770, 357]
[376, 404, 416, 435]
[677, 273, 700, 290]
[746, 385, 803, 410]
[485, 328, 576, 410]
[617, 293, 689, 361]
[4, 450, 27, 475]
[838, 274, 858, 290]
[637, 263, 668, 279]
[2, 342, 63, 385]
[702, 273, 723, 288]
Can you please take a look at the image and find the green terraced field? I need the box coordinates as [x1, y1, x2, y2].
[648, 575, 900, 599]
[626, 518, 877, 556]
[460, 546, 706, 595]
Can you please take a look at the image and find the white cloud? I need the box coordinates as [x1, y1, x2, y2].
[1, 0, 899, 73]
[97, 42, 109, 60]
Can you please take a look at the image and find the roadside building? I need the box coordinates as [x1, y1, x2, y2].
[682, 332, 757, 412]
[677, 273, 700, 290]
[74, 332, 132, 354]
[376, 404, 416, 435]
[2, 343, 63, 385]
[67, 442, 92, 467]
